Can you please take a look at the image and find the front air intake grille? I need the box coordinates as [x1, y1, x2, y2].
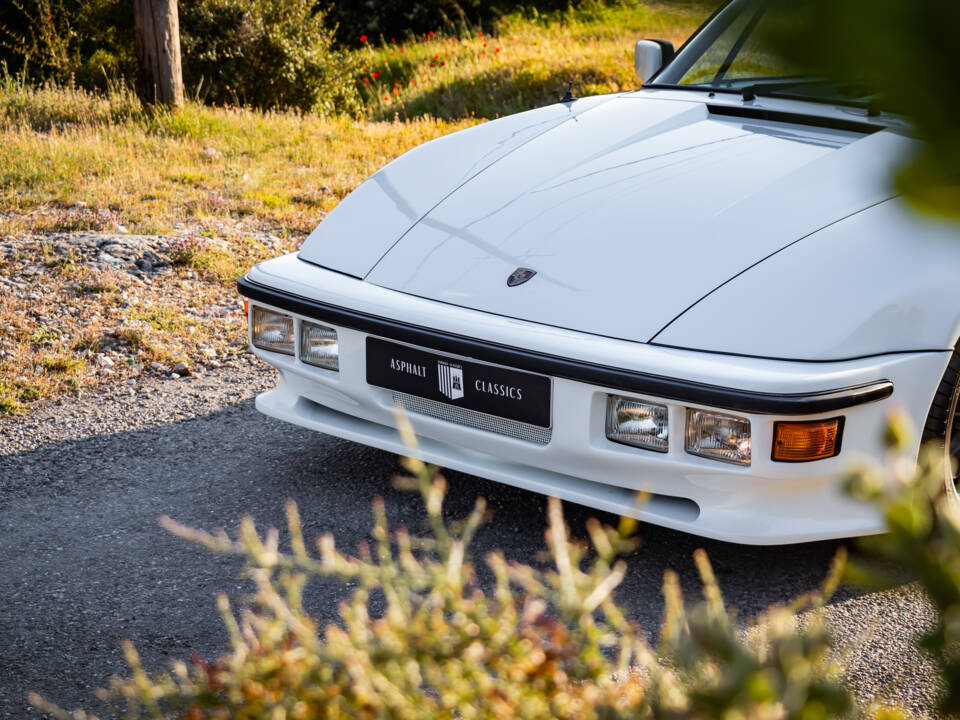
[392, 392, 552, 445]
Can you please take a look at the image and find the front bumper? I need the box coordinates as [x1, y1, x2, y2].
[240, 253, 951, 545]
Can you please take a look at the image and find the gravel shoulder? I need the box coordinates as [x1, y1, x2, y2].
[0, 361, 941, 718]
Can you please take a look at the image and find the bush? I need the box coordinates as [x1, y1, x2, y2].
[179, 0, 362, 114]
[31, 414, 875, 720]
[0, 0, 137, 89]
[1, 0, 363, 114]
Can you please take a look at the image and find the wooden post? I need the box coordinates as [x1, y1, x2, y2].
[133, 0, 184, 108]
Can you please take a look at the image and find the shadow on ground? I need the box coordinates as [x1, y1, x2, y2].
[0, 395, 872, 717]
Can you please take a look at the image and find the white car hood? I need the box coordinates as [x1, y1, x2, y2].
[302, 95, 910, 344]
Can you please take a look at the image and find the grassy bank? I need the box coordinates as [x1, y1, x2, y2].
[0, 2, 708, 415]
[355, 2, 706, 119]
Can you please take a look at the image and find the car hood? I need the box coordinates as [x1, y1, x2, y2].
[302, 95, 911, 344]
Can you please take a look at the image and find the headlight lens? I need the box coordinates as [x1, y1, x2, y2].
[605, 395, 668, 453]
[685, 409, 751, 465]
[251, 306, 294, 355]
[300, 320, 339, 371]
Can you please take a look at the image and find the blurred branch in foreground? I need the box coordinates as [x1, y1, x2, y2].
[776, 0, 960, 220]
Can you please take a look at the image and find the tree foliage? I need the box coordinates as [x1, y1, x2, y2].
[776, 0, 960, 219]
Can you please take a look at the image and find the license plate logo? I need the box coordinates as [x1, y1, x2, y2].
[437, 359, 464, 400]
[366, 338, 551, 428]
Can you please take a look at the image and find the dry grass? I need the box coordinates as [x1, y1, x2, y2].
[0, 245, 250, 414]
[0, 100, 475, 236]
[0, 2, 709, 414]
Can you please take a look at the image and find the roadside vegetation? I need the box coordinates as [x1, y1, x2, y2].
[27, 414, 960, 719]
[4, 2, 960, 718]
[0, 1, 709, 416]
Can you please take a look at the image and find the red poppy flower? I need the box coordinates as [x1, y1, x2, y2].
[362, 77, 369, 83]
[372, 72, 379, 78]
[359, 35, 367, 42]
[428, 30, 434, 36]
[495, 47, 500, 53]
[434, 54, 439, 59]
[440, 61, 446, 66]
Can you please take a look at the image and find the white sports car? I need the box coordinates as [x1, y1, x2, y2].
[239, 0, 960, 544]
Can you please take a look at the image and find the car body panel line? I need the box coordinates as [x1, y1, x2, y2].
[238, 275, 894, 415]
[646, 195, 899, 346]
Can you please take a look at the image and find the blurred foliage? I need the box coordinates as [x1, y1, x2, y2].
[776, 0, 960, 219]
[31, 413, 870, 720]
[844, 412, 960, 717]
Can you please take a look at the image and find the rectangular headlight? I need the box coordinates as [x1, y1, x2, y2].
[300, 320, 339, 371]
[685, 409, 751, 465]
[605, 395, 668, 453]
[251, 306, 294, 355]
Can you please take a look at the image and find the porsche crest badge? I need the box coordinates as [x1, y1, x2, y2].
[507, 267, 537, 287]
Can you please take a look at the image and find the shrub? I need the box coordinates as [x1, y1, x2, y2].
[167, 235, 210, 267]
[178, 0, 362, 114]
[31, 415, 869, 720]
[2, 0, 362, 114]
[0, 0, 137, 89]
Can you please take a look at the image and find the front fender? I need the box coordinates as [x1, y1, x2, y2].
[654, 198, 960, 360]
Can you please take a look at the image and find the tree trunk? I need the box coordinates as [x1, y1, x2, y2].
[133, 0, 184, 108]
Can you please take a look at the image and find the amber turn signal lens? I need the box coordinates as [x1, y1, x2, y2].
[772, 418, 844, 462]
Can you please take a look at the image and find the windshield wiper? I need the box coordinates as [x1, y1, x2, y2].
[740, 79, 883, 115]
[739, 79, 828, 101]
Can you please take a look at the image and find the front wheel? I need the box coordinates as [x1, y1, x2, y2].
[923, 345, 960, 494]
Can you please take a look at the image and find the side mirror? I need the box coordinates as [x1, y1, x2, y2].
[634, 39, 675, 84]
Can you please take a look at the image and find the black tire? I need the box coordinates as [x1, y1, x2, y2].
[922, 343, 960, 490]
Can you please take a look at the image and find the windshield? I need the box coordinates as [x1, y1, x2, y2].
[654, 0, 878, 107]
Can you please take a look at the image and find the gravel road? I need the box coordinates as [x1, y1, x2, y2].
[0, 358, 940, 718]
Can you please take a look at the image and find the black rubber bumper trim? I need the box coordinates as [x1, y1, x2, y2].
[238, 276, 894, 415]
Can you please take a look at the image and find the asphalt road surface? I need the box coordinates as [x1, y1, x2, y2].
[0, 360, 940, 718]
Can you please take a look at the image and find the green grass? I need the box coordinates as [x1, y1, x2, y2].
[0, 1, 710, 415]
[0, 2, 708, 237]
[357, 1, 709, 120]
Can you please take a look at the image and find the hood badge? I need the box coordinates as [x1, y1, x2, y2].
[507, 267, 537, 287]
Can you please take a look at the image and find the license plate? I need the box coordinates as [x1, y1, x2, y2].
[366, 338, 551, 428]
